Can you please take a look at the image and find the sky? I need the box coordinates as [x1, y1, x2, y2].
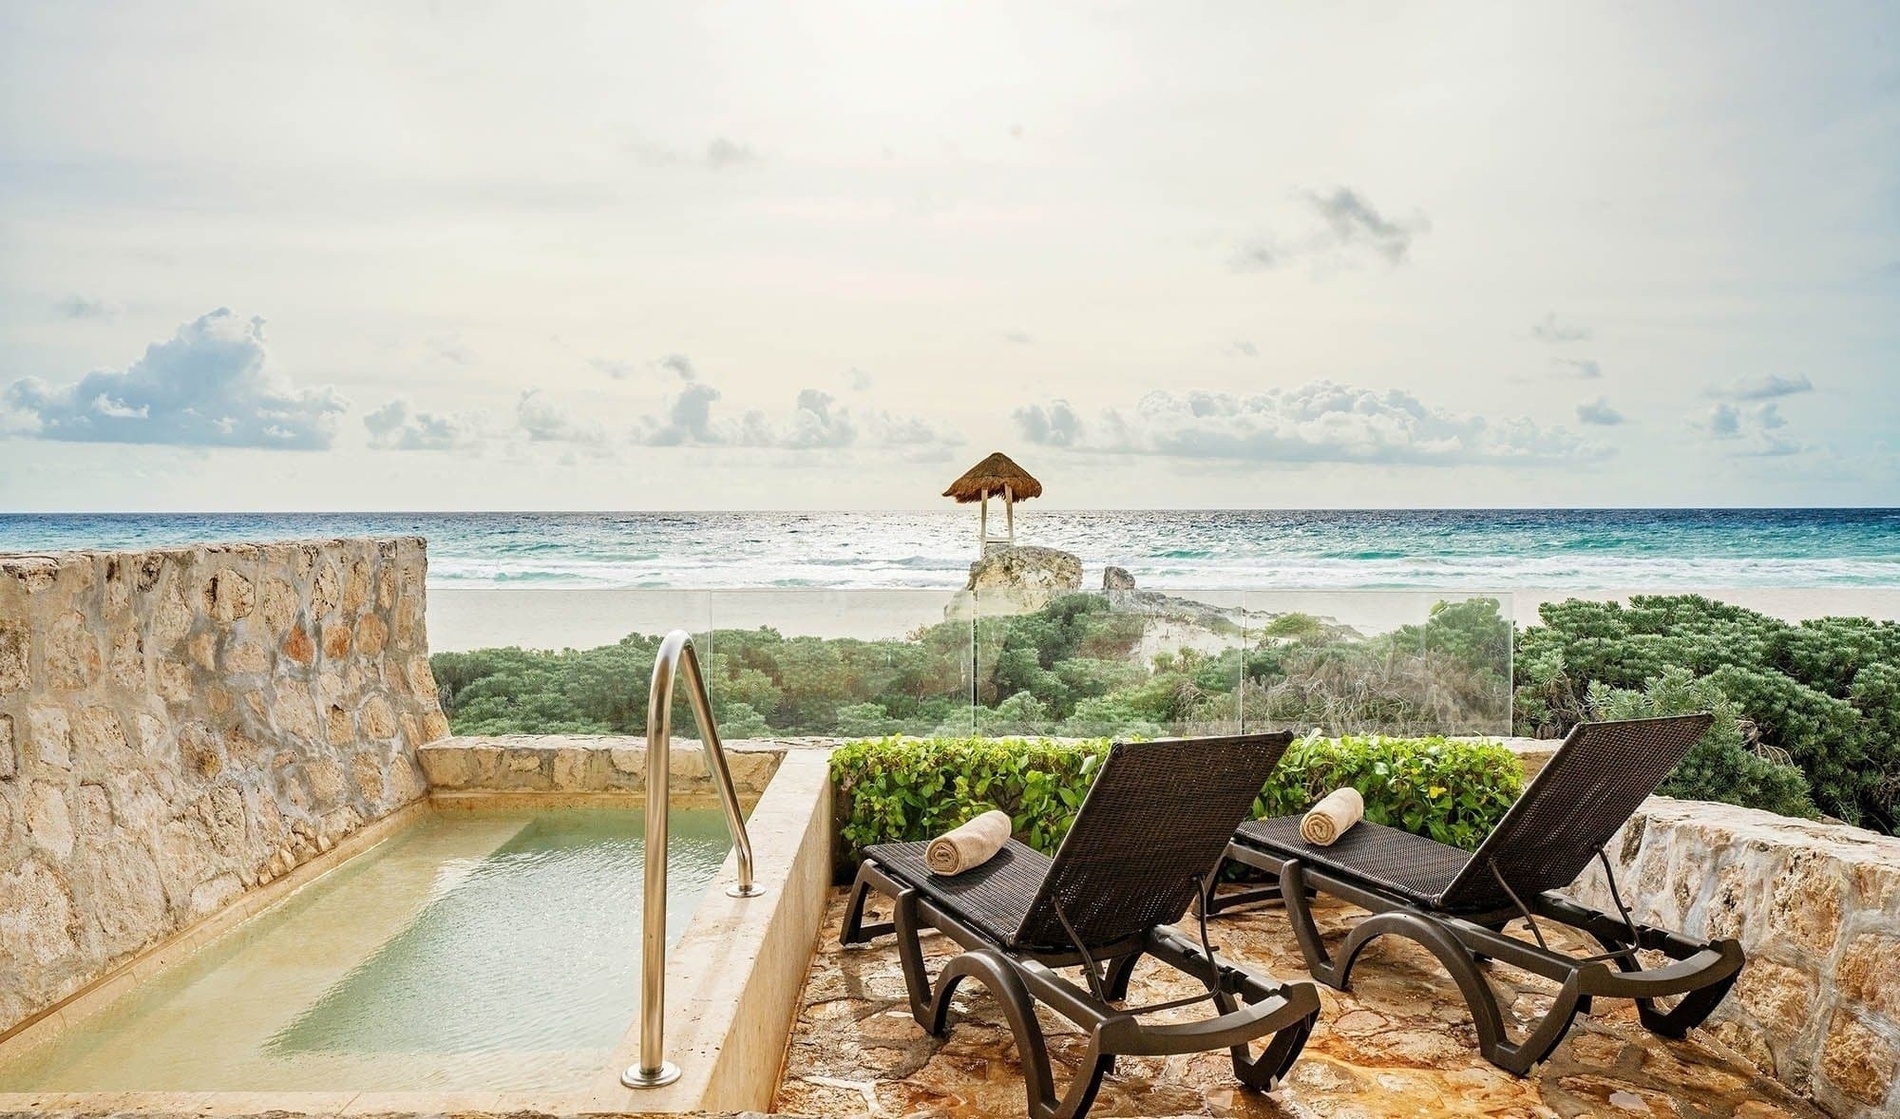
[1, 1, 1896, 511]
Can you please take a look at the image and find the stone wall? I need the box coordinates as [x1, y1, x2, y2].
[1568, 798, 1900, 1118]
[418, 734, 781, 798]
[0, 538, 448, 1037]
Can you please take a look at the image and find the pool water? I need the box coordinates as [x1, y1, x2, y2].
[0, 808, 733, 1093]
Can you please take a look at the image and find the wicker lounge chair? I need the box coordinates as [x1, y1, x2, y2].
[841, 734, 1321, 1119]
[1213, 714, 1744, 1075]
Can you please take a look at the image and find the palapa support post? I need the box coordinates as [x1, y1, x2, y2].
[944, 452, 1042, 557]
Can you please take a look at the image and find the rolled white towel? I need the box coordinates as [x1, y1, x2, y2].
[1300, 787, 1365, 847]
[925, 810, 1013, 875]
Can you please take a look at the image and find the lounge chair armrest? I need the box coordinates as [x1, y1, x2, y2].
[1578, 940, 1745, 999]
[1098, 979, 1321, 1057]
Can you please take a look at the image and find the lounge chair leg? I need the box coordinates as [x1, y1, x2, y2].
[1236, 1012, 1312, 1089]
[840, 862, 891, 945]
[1333, 910, 1580, 1076]
[1102, 949, 1144, 1001]
[891, 887, 937, 1027]
[927, 950, 1085, 1119]
[1278, 861, 1346, 988]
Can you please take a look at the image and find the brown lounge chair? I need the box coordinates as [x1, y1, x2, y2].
[841, 734, 1320, 1119]
[1213, 713, 1744, 1075]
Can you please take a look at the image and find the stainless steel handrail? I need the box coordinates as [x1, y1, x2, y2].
[622, 629, 763, 1090]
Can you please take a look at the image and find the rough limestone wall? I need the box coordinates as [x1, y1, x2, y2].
[1568, 797, 1900, 1118]
[0, 537, 449, 1037]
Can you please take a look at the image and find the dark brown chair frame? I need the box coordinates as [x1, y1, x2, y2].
[841, 734, 1320, 1119]
[1211, 714, 1744, 1076]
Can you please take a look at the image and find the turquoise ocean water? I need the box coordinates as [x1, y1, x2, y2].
[1, 509, 1895, 590]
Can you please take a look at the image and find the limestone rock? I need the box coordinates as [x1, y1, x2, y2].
[964, 546, 1083, 612]
[0, 622, 27, 693]
[202, 567, 255, 623]
[25, 782, 74, 858]
[1102, 565, 1136, 591]
[1820, 1010, 1898, 1106]
[29, 704, 71, 769]
[0, 857, 79, 970]
[1837, 933, 1900, 1019]
[0, 713, 14, 779]
[46, 610, 102, 689]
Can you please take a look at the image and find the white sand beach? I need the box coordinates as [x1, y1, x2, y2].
[425, 586, 1900, 653]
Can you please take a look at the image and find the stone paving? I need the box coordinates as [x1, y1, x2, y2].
[776, 889, 1822, 1119]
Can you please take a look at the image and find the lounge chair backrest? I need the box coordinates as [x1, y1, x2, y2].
[1013, 732, 1295, 950]
[1434, 713, 1713, 911]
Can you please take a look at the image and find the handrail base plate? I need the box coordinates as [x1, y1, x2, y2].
[622, 1061, 682, 1089]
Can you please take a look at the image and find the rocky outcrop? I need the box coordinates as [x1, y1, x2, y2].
[0, 538, 447, 1036]
[964, 546, 1083, 612]
[1102, 566, 1136, 592]
[1569, 798, 1900, 1117]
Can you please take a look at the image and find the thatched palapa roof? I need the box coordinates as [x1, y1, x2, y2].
[942, 451, 1043, 504]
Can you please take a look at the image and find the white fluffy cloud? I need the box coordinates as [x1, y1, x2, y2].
[517, 389, 609, 446]
[364, 397, 482, 451]
[4, 308, 347, 448]
[1531, 313, 1592, 344]
[1704, 401, 1801, 456]
[633, 379, 962, 455]
[1576, 397, 1624, 426]
[1015, 381, 1605, 466]
[1012, 400, 1082, 447]
[1233, 188, 1430, 271]
[1709, 373, 1814, 401]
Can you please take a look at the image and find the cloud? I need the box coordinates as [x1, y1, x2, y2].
[633, 378, 962, 456]
[627, 136, 760, 171]
[1012, 401, 1082, 447]
[1015, 381, 1604, 467]
[1576, 397, 1624, 426]
[1703, 401, 1802, 456]
[1234, 188, 1429, 272]
[1553, 357, 1602, 379]
[1308, 188, 1426, 265]
[1228, 340, 1260, 358]
[56, 295, 116, 319]
[1000, 329, 1034, 346]
[364, 398, 481, 451]
[703, 137, 758, 169]
[1532, 313, 1592, 344]
[3, 308, 347, 448]
[844, 368, 873, 391]
[590, 358, 637, 380]
[657, 353, 699, 381]
[517, 389, 608, 446]
[1709, 373, 1814, 401]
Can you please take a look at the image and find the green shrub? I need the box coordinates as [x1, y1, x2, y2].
[1586, 668, 1816, 820]
[1514, 594, 1900, 833]
[829, 733, 1525, 869]
[1249, 734, 1522, 850]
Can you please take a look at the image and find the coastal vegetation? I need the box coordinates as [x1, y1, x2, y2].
[1515, 594, 1898, 832]
[430, 590, 1514, 742]
[830, 734, 1523, 865]
[429, 589, 1899, 835]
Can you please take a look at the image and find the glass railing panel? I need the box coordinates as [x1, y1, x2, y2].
[1237, 590, 1514, 737]
[703, 589, 974, 739]
[968, 586, 1247, 740]
[427, 588, 712, 739]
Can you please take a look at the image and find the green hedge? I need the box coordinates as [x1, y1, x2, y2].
[1514, 594, 1899, 831]
[830, 734, 1524, 868]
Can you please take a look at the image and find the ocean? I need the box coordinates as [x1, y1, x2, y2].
[1, 509, 1896, 590]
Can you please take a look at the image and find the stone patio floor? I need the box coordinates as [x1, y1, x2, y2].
[774, 888, 1821, 1119]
